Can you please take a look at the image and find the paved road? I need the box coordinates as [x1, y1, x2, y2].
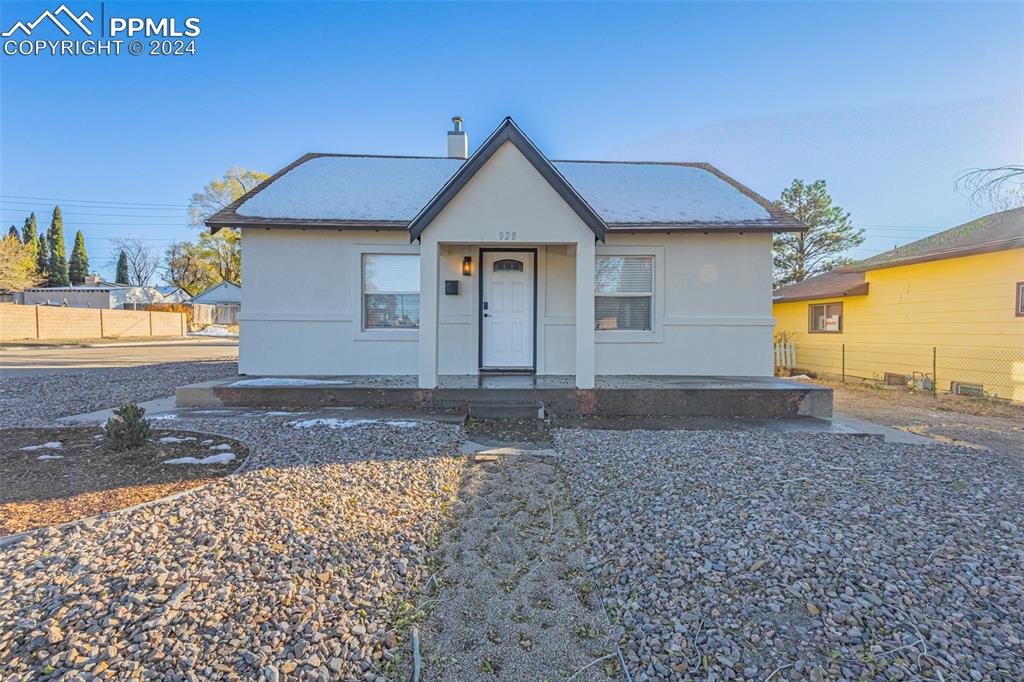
[0, 339, 238, 376]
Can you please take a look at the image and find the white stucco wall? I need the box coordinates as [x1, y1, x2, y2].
[238, 141, 774, 377]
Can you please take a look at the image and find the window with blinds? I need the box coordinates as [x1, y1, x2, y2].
[595, 255, 654, 331]
[362, 254, 420, 329]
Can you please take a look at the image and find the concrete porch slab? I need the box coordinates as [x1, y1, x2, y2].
[176, 375, 833, 420]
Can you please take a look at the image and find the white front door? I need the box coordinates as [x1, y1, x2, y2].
[481, 251, 535, 369]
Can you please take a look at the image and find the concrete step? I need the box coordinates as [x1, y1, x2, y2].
[467, 401, 545, 420]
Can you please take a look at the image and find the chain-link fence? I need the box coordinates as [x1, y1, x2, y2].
[774, 340, 1024, 403]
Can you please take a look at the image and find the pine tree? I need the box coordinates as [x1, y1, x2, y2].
[36, 234, 49, 279]
[772, 179, 865, 287]
[46, 206, 70, 286]
[116, 251, 129, 284]
[7, 225, 19, 241]
[69, 230, 89, 285]
[22, 212, 38, 246]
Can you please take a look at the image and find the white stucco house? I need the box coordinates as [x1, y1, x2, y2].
[206, 117, 804, 389]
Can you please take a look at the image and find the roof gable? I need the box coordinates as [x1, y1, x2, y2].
[407, 118, 607, 241]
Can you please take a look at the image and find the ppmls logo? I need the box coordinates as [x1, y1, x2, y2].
[2, 4, 93, 37]
[3, 3, 201, 57]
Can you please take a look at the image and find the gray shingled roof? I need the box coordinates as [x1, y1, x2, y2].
[207, 119, 804, 235]
[852, 207, 1024, 271]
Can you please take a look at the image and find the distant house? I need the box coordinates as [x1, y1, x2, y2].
[773, 208, 1024, 401]
[191, 281, 241, 305]
[156, 285, 191, 304]
[21, 276, 181, 310]
[191, 281, 241, 325]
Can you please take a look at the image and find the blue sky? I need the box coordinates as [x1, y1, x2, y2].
[1, 1, 1021, 280]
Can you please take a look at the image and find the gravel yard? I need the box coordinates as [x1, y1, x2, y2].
[553, 429, 1024, 681]
[0, 359, 237, 427]
[0, 415, 464, 680]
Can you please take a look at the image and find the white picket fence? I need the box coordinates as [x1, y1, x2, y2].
[773, 340, 797, 371]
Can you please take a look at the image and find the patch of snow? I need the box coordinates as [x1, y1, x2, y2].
[201, 439, 213, 445]
[209, 443, 233, 451]
[234, 155, 771, 225]
[260, 411, 308, 417]
[288, 417, 423, 430]
[288, 418, 378, 430]
[158, 436, 196, 444]
[164, 452, 236, 465]
[230, 377, 352, 387]
[149, 413, 179, 420]
[20, 441, 63, 451]
[36, 454, 64, 460]
[191, 324, 237, 337]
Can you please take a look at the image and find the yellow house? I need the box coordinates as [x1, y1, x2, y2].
[773, 208, 1024, 402]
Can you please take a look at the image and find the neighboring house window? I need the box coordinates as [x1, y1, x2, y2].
[362, 254, 420, 329]
[595, 255, 654, 331]
[1017, 282, 1024, 317]
[809, 302, 843, 333]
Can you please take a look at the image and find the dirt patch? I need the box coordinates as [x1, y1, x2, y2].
[0, 427, 246, 535]
[407, 450, 618, 681]
[810, 378, 1024, 458]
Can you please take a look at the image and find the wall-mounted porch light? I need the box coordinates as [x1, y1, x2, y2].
[462, 256, 473, 277]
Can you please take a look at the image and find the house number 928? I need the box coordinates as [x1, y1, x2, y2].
[498, 231, 517, 241]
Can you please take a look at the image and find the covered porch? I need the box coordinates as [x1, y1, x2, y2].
[419, 238, 596, 389]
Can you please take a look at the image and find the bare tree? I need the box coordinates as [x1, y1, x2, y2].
[955, 165, 1024, 211]
[109, 238, 159, 286]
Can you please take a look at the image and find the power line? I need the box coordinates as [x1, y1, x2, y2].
[0, 194, 187, 209]
[0, 208, 186, 219]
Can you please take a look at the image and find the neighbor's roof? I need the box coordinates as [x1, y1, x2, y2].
[773, 271, 869, 303]
[207, 121, 803, 235]
[852, 207, 1024, 271]
[192, 280, 241, 304]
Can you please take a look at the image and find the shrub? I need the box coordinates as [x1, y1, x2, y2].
[104, 402, 151, 451]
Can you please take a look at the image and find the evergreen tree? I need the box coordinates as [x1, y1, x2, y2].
[69, 230, 89, 285]
[46, 206, 70, 286]
[7, 225, 19, 241]
[772, 179, 865, 287]
[21, 212, 38, 246]
[115, 251, 130, 284]
[36, 235, 48, 279]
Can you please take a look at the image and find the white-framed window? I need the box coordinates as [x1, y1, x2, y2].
[362, 254, 420, 330]
[1016, 282, 1024, 317]
[808, 302, 843, 333]
[595, 255, 654, 331]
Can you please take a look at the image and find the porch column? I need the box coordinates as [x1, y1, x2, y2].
[574, 238, 596, 389]
[418, 239, 439, 388]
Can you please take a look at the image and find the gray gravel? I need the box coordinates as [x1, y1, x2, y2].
[553, 429, 1024, 681]
[0, 359, 237, 427]
[0, 414, 464, 680]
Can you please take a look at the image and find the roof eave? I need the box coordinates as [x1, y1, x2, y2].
[851, 236, 1024, 272]
[773, 282, 870, 303]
